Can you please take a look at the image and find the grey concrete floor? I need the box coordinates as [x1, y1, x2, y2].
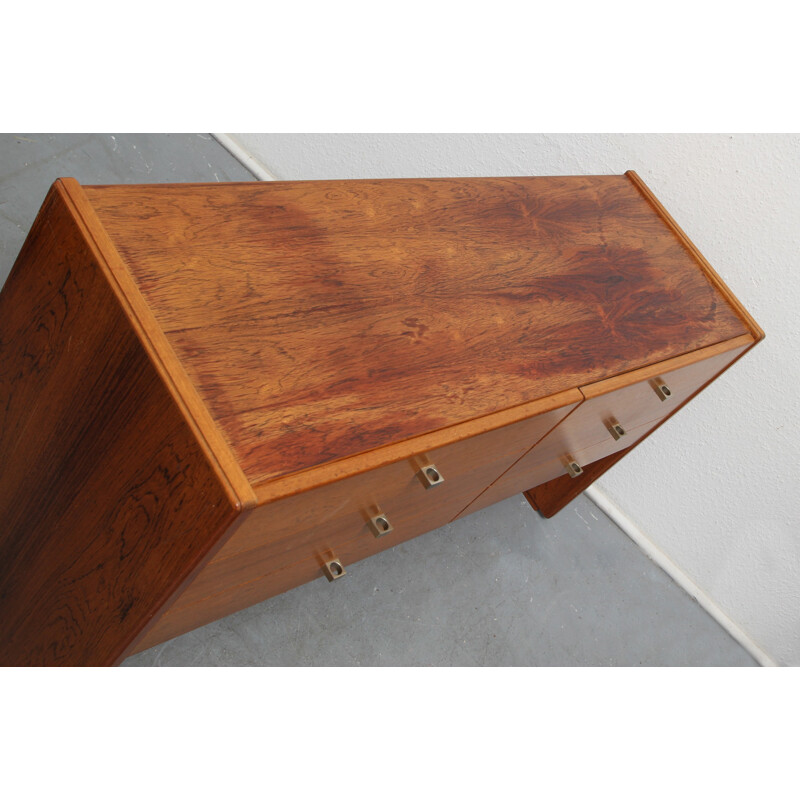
[0, 133, 757, 667]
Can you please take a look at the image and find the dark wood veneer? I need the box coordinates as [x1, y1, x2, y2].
[0, 184, 238, 666]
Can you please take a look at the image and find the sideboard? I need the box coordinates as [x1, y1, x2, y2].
[0, 173, 763, 665]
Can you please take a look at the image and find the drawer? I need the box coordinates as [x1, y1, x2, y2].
[139, 521, 437, 650]
[147, 487, 486, 650]
[134, 393, 580, 650]
[457, 338, 751, 517]
[214, 392, 578, 561]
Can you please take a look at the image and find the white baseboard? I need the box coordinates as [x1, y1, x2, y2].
[210, 131, 777, 667]
[586, 486, 776, 667]
[212, 133, 278, 181]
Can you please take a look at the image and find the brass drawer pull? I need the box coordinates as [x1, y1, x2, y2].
[565, 459, 584, 479]
[418, 464, 445, 489]
[652, 378, 672, 401]
[322, 558, 346, 581]
[606, 418, 627, 441]
[369, 513, 393, 538]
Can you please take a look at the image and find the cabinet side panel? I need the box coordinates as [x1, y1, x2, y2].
[0, 186, 239, 666]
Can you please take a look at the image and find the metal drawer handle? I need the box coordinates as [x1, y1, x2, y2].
[418, 464, 445, 489]
[606, 418, 627, 441]
[565, 458, 584, 479]
[652, 379, 672, 402]
[323, 558, 346, 581]
[369, 513, 394, 538]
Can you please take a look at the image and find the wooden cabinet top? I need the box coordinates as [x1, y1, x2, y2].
[60, 173, 760, 495]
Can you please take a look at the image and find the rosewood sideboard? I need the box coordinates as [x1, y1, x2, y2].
[0, 173, 763, 666]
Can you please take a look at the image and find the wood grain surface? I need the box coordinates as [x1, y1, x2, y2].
[82, 177, 750, 487]
[0, 184, 239, 666]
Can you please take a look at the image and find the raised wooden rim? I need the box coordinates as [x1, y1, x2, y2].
[625, 170, 765, 343]
[580, 333, 755, 399]
[57, 178, 256, 512]
[250, 388, 584, 504]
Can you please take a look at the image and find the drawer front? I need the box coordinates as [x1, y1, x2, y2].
[134, 396, 580, 649]
[457, 339, 751, 517]
[213, 395, 578, 562]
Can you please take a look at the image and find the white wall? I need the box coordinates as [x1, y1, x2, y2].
[228, 133, 800, 665]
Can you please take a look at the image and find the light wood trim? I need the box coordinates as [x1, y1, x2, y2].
[57, 179, 256, 511]
[625, 170, 765, 343]
[580, 333, 755, 399]
[248, 339, 754, 509]
[250, 388, 584, 505]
